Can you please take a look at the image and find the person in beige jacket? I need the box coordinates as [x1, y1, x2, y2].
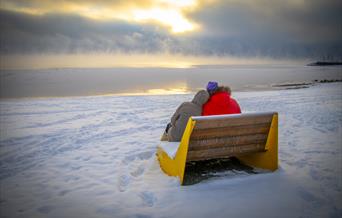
[163, 90, 209, 142]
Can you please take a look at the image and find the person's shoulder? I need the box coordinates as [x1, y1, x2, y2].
[180, 102, 191, 107]
[185, 101, 199, 108]
[177, 102, 192, 110]
[181, 101, 200, 110]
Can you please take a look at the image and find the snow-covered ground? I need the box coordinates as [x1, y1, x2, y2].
[1, 83, 341, 218]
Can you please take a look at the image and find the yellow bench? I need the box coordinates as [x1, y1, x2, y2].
[157, 112, 278, 185]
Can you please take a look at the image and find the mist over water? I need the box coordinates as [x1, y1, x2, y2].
[0, 65, 341, 98]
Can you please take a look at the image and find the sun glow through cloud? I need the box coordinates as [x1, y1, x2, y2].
[0, 0, 199, 34]
[132, 8, 196, 33]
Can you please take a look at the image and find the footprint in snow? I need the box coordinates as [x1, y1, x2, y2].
[139, 191, 156, 207]
[122, 151, 153, 164]
[136, 151, 154, 160]
[130, 165, 145, 177]
[296, 188, 325, 208]
[118, 175, 130, 192]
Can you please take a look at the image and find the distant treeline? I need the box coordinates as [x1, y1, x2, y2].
[308, 61, 342, 66]
[314, 79, 342, 83]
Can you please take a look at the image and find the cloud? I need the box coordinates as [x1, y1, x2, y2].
[189, 0, 342, 58]
[0, 0, 341, 59]
[0, 0, 156, 14]
[0, 9, 178, 54]
[0, 0, 199, 33]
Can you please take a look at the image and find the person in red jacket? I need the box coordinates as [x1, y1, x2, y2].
[202, 81, 241, 116]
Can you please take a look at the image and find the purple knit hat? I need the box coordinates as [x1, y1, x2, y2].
[206, 81, 218, 93]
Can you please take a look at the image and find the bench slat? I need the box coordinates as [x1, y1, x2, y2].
[187, 143, 265, 162]
[189, 134, 268, 151]
[190, 123, 270, 140]
[194, 114, 273, 129]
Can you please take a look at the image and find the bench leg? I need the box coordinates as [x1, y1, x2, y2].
[237, 114, 278, 171]
[156, 119, 196, 185]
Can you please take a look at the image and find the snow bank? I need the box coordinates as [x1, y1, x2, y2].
[0, 83, 341, 218]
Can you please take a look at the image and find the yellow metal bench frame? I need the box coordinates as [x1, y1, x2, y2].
[157, 112, 278, 185]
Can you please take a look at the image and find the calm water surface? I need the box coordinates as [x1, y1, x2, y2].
[1, 65, 341, 98]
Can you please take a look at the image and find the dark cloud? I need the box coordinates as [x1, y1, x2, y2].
[1, 0, 342, 59]
[189, 0, 342, 58]
[0, 9, 177, 54]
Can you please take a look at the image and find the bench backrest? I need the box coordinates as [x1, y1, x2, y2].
[186, 112, 276, 162]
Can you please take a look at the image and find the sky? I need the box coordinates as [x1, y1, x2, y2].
[0, 0, 342, 68]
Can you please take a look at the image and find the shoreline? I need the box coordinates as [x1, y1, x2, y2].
[1, 80, 341, 101]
